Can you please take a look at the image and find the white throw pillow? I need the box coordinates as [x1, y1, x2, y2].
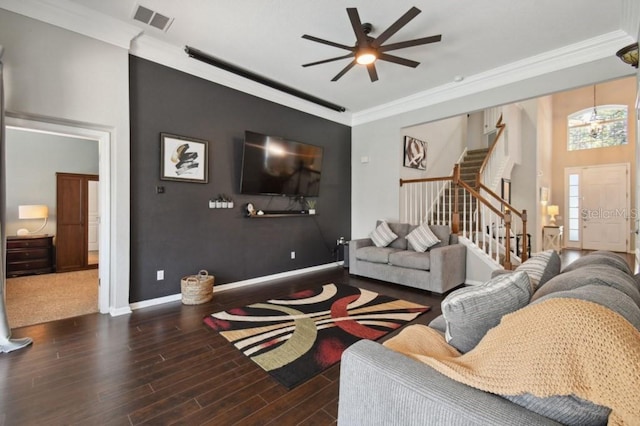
[370, 221, 398, 247]
[406, 223, 441, 252]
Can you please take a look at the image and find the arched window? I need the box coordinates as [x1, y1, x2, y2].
[567, 105, 628, 151]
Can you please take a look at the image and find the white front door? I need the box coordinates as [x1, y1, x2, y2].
[581, 164, 629, 252]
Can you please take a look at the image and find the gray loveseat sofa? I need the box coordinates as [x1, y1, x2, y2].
[338, 250, 640, 425]
[349, 222, 466, 294]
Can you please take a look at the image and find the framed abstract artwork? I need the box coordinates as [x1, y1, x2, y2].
[403, 136, 427, 170]
[160, 133, 209, 183]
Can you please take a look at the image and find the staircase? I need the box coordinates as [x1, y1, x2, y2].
[432, 148, 489, 229]
[459, 148, 489, 187]
[400, 113, 529, 270]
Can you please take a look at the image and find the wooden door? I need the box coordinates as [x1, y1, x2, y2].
[56, 173, 97, 272]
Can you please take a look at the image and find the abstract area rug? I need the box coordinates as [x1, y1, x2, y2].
[203, 283, 429, 388]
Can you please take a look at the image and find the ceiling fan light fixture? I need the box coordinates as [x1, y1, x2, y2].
[356, 49, 377, 65]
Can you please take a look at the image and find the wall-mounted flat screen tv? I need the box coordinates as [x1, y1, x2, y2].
[240, 131, 323, 197]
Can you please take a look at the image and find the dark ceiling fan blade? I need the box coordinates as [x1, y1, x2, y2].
[379, 53, 420, 68]
[347, 8, 369, 46]
[302, 53, 355, 67]
[331, 60, 357, 81]
[371, 7, 421, 49]
[302, 34, 354, 51]
[379, 35, 442, 52]
[367, 63, 379, 82]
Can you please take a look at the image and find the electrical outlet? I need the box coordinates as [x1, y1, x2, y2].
[290, 251, 295, 259]
[156, 270, 164, 280]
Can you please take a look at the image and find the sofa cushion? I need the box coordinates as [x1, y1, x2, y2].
[502, 283, 640, 425]
[407, 224, 451, 250]
[532, 285, 640, 331]
[370, 221, 398, 248]
[426, 225, 451, 249]
[375, 221, 410, 249]
[406, 223, 440, 252]
[561, 252, 632, 275]
[388, 250, 431, 271]
[514, 250, 561, 291]
[355, 246, 402, 264]
[531, 264, 640, 307]
[428, 314, 446, 333]
[503, 393, 610, 426]
[442, 271, 532, 353]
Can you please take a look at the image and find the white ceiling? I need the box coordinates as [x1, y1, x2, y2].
[3, 0, 639, 122]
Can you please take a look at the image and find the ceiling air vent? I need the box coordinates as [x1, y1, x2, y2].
[132, 4, 173, 32]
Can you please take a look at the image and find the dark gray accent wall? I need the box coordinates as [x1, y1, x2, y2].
[129, 56, 351, 303]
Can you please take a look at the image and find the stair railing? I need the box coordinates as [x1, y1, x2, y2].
[399, 164, 528, 269]
[477, 114, 507, 192]
[399, 176, 452, 226]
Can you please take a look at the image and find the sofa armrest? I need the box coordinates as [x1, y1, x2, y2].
[349, 238, 374, 251]
[349, 238, 373, 275]
[428, 243, 467, 293]
[338, 340, 560, 426]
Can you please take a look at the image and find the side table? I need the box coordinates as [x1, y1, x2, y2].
[542, 226, 563, 252]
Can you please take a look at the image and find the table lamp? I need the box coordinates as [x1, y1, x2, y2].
[547, 205, 559, 226]
[17, 204, 49, 236]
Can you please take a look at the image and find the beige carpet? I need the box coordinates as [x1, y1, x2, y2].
[5, 269, 99, 328]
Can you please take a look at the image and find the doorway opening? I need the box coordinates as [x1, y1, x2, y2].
[5, 116, 111, 317]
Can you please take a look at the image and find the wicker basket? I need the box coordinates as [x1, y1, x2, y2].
[181, 270, 215, 305]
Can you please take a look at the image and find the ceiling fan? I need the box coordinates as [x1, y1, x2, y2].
[301, 6, 442, 82]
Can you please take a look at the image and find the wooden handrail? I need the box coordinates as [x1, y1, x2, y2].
[476, 181, 528, 262]
[401, 149, 529, 266]
[476, 113, 506, 188]
[457, 179, 503, 217]
[400, 176, 452, 186]
[477, 182, 523, 218]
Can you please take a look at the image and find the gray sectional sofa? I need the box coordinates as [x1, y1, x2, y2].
[338, 250, 640, 425]
[349, 222, 466, 294]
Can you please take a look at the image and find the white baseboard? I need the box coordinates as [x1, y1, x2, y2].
[110, 306, 133, 316]
[128, 262, 344, 311]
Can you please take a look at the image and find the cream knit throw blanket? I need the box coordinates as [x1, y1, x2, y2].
[384, 298, 640, 425]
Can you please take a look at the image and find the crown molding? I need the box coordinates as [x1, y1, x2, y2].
[352, 30, 635, 126]
[130, 36, 352, 125]
[2, 0, 635, 128]
[0, 0, 142, 49]
[0, 0, 351, 124]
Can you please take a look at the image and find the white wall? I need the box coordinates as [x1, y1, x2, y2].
[0, 10, 131, 313]
[537, 95, 554, 251]
[510, 99, 540, 251]
[351, 56, 634, 239]
[5, 128, 99, 235]
[401, 115, 467, 180]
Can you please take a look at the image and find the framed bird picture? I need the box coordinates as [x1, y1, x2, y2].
[160, 133, 209, 183]
[403, 136, 427, 170]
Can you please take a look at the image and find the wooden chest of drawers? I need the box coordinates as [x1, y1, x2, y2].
[6, 235, 54, 277]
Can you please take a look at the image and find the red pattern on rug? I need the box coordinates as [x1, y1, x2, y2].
[203, 283, 429, 388]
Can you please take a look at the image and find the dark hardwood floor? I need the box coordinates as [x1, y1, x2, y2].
[3, 249, 634, 425]
[0, 267, 445, 425]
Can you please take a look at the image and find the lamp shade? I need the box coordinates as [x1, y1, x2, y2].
[547, 205, 559, 216]
[18, 205, 48, 219]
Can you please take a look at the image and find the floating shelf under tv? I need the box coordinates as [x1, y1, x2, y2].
[247, 210, 316, 218]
